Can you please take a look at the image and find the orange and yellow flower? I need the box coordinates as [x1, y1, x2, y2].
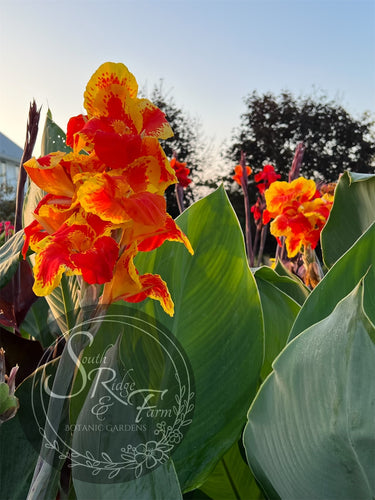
[232, 164, 252, 186]
[22, 62, 193, 316]
[263, 177, 334, 257]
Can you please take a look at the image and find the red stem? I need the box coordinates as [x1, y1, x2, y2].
[240, 152, 254, 266]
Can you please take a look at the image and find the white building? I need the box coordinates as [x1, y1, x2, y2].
[0, 132, 23, 195]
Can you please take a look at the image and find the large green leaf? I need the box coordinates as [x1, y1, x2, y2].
[289, 222, 375, 342]
[254, 267, 301, 379]
[244, 281, 375, 499]
[199, 441, 264, 500]
[133, 186, 263, 491]
[98, 186, 264, 491]
[322, 171, 375, 267]
[0, 230, 25, 288]
[72, 460, 182, 500]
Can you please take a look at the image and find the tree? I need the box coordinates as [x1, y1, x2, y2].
[145, 81, 213, 217]
[226, 90, 375, 182]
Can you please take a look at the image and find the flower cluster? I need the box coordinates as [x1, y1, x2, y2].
[22, 62, 193, 316]
[263, 177, 333, 257]
[170, 158, 192, 188]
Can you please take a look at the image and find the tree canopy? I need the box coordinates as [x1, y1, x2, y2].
[226, 91, 375, 182]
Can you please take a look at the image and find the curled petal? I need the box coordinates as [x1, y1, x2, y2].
[34, 194, 77, 234]
[136, 214, 194, 255]
[137, 98, 173, 139]
[140, 138, 177, 186]
[101, 245, 174, 316]
[24, 153, 75, 197]
[22, 220, 46, 258]
[128, 274, 174, 317]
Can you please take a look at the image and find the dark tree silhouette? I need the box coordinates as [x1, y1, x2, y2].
[226, 90, 375, 183]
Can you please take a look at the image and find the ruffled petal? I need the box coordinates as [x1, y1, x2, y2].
[101, 244, 174, 316]
[24, 153, 75, 197]
[84, 62, 138, 117]
[137, 98, 173, 139]
[136, 214, 194, 254]
[32, 223, 119, 296]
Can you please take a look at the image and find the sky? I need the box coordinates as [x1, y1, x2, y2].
[1, 0, 374, 160]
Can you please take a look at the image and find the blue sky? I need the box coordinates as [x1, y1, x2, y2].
[1, 0, 374, 157]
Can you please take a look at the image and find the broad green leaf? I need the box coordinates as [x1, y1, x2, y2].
[289, 221, 375, 342]
[322, 171, 375, 267]
[73, 460, 182, 500]
[123, 186, 264, 491]
[199, 441, 264, 500]
[0, 230, 24, 288]
[244, 281, 375, 499]
[254, 267, 301, 379]
[41, 109, 71, 155]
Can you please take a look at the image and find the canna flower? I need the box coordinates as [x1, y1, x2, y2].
[254, 164, 281, 194]
[22, 62, 193, 315]
[232, 164, 252, 186]
[263, 177, 333, 258]
[170, 158, 192, 188]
